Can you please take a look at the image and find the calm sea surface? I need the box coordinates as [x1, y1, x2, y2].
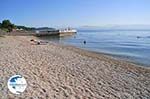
[39, 30, 150, 67]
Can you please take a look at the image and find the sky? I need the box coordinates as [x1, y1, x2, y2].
[0, 0, 150, 27]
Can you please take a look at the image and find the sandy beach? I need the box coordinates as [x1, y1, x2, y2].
[0, 36, 150, 99]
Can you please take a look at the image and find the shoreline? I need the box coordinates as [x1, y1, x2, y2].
[55, 42, 150, 71]
[37, 34, 150, 67]
[48, 40, 150, 68]
[0, 36, 150, 98]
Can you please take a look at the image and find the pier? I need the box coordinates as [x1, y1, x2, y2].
[35, 29, 77, 36]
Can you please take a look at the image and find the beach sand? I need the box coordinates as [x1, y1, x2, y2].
[0, 36, 149, 99]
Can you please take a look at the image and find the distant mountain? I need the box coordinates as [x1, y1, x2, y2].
[36, 27, 56, 31]
[17, 25, 36, 31]
[78, 25, 150, 31]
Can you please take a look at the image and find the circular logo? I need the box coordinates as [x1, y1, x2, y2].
[7, 75, 27, 94]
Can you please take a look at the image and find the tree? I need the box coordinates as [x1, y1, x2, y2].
[0, 23, 1, 28]
[1, 20, 11, 28]
[1, 20, 15, 32]
[0, 19, 35, 32]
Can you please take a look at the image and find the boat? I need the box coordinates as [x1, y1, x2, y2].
[59, 28, 77, 33]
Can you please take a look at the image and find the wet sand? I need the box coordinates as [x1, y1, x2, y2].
[0, 36, 150, 99]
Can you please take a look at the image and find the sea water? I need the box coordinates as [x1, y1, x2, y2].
[39, 30, 150, 67]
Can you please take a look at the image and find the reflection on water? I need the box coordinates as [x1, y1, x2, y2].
[38, 35, 61, 43]
[38, 30, 150, 67]
[38, 35, 75, 43]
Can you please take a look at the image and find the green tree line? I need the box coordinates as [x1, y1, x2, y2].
[0, 20, 35, 32]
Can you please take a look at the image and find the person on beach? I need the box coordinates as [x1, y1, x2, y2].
[30, 39, 48, 45]
[30, 39, 40, 45]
